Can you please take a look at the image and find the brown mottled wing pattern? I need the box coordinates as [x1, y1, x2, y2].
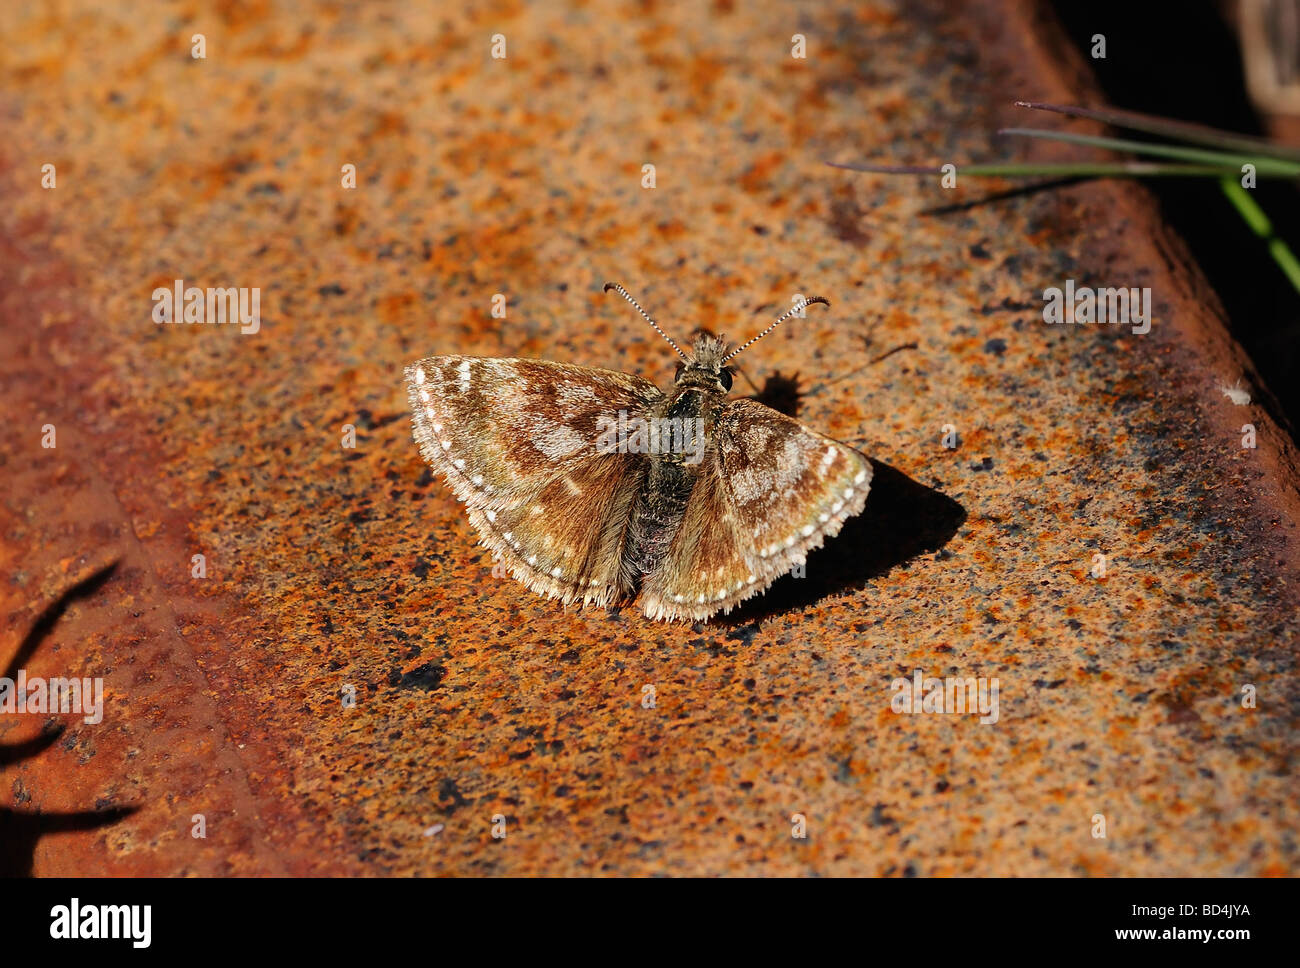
[405, 357, 661, 606]
[641, 398, 871, 621]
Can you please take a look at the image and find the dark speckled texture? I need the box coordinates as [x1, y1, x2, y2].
[1, 0, 1297, 875]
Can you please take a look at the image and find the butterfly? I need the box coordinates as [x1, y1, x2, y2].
[404, 283, 872, 622]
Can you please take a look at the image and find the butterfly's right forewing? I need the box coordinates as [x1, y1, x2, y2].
[641, 398, 871, 621]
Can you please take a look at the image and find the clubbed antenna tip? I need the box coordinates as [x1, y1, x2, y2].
[723, 295, 829, 363]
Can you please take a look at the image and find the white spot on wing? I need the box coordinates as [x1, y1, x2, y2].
[529, 423, 586, 459]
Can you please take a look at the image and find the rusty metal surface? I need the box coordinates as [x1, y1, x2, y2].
[1, 0, 1297, 875]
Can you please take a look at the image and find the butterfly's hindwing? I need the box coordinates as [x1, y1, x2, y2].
[640, 464, 755, 621]
[468, 452, 646, 605]
[641, 398, 872, 621]
[406, 357, 662, 604]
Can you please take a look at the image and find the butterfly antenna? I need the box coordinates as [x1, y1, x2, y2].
[722, 296, 829, 363]
[603, 282, 689, 361]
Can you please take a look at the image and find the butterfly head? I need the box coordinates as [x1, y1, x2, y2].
[674, 333, 734, 392]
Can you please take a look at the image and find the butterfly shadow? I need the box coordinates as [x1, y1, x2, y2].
[716, 374, 966, 627]
[0, 561, 137, 877]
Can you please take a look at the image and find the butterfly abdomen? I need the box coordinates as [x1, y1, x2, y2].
[627, 458, 697, 577]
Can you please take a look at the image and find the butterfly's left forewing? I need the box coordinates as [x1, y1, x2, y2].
[641, 398, 871, 621]
[406, 356, 662, 605]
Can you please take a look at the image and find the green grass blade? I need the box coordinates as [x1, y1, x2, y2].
[1015, 100, 1300, 163]
[1220, 177, 1300, 294]
[1220, 178, 1273, 235]
[999, 127, 1300, 176]
[828, 160, 1248, 178]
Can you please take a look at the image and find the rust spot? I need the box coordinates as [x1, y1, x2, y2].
[739, 152, 785, 194]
